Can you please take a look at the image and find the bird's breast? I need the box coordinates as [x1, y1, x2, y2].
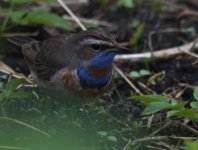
[56, 68, 113, 101]
[89, 67, 112, 79]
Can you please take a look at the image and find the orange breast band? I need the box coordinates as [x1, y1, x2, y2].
[89, 67, 112, 79]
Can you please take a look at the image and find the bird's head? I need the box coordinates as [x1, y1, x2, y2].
[73, 30, 129, 89]
[72, 30, 128, 68]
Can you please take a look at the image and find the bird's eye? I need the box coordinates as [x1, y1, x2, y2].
[91, 44, 101, 51]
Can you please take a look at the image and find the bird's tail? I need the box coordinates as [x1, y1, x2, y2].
[7, 36, 36, 47]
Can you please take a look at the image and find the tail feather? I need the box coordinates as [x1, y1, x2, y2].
[7, 36, 36, 47]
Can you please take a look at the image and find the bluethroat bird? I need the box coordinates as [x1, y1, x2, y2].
[8, 30, 128, 102]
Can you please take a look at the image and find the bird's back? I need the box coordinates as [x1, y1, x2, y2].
[8, 35, 74, 81]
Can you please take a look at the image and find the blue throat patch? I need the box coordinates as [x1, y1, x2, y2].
[77, 51, 116, 88]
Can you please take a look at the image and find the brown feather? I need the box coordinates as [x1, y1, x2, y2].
[61, 69, 113, 101]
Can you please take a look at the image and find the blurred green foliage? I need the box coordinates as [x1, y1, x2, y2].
[10, 9, 70, 30]
[0, 0, 71, 32]
[129, 87, 198, 122]
[150, 1, 166, 13]
[10, 0, 55, 5]
[116, 0, 134, 8]
[100, 0, 109, 6]
[100, 0, 135, 8]
[129, 23, 144, 46]
[185, 141, 198, 150]
[0, 78, 33, 103]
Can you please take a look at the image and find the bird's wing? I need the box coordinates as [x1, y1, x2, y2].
[34, 35, 73, 81]
[8, 35, 73, 81]
[7, 36, 36, 47]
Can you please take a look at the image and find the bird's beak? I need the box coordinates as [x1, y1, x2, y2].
[116, 45, 130, 54]
[106, 45, 130, 54]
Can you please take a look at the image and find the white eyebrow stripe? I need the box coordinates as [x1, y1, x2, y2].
[79, 38, 113, 46]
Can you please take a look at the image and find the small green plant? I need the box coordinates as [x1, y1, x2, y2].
[129, 69, 151, 79]
[97, 131, 118, 142]
[150, 73, 165, 86]
[0, 78, 33, 105]
[116, 0, 134, 8]
[100, 0, 136, 9]
[129, 23, 144, 46]
[150, 1, 166, 13]
[192, 87, 198, 108]
[129, 87, 198, 122]
[99, 0, 109, 6]
[184, 141, 198, 150]
[109, 0, 135, 10]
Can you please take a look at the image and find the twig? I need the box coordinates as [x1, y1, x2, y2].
[147, 71, 165, 87]
[61, 0, 89, 5]
[114, 38, 198, 62]
[145, 145, 166, 150]
[177, 9, 198, 21]
[113, 65, 143, 95]
[57, 0, 87, 31]
[170, 136, 198, 140]
[0, 117, 51, 138]
[131, 135, 198, 146]
[147, 114, 154, 128]
[149, 121, 172, 136]
[175, 87, 186, 99]
[177, 122, 198, 136]
[122, 139, 131, 150]
[180, 49, 198, 59]
[137, 81, 155, 94]
[153, 141, 177, 150]
[0, 61, 33, 84]
[1, 3, 13, 31]
[63, 15, 113, 27]
[148, 28, 184, 59]
[111, 117, 130, 128]
[179, 83, 196, 89]
[131, 136, 169, 146]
